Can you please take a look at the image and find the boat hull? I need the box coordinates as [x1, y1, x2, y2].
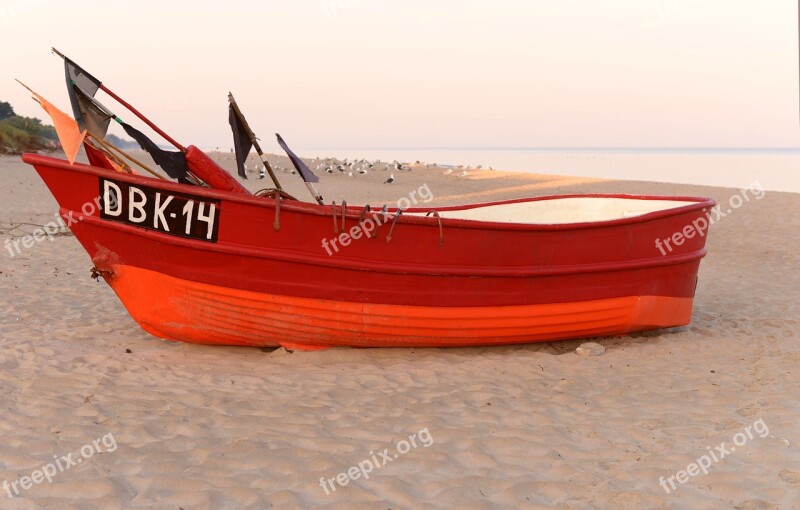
[23, 154, 714, 350]
[111, 264, 694, 350]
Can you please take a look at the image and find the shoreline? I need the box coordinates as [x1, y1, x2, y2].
[15, 142, 800, 194]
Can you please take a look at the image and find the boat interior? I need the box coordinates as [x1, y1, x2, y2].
[410, 197, 701, 225]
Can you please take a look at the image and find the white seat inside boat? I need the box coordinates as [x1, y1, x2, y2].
[413, 197, 699, 225]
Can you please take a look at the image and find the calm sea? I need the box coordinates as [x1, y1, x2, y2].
[296, 148, 800, 193]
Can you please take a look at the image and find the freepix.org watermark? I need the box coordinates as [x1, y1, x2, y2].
[3, 194, 116, 258]
[655, 180, 765, 256]
[319, 427, 434, 495]
[3, 433, 117, 498]
[321, 183, 433, 256]
[0, 0, 49, 22]
[659, 418, 769, 494]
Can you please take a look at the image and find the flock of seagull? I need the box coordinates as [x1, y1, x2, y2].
[243, 157, 491, 184]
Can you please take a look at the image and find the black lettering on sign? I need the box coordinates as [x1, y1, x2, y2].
[99, 178, 220, 242]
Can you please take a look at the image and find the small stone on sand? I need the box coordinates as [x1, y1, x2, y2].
[576, 342, 605, 357]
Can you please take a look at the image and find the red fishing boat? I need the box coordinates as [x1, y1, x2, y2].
[23, 153, 714, 350]
[19, 49, 714, 350]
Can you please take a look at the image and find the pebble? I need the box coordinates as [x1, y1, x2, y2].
[576, 342, 605, 357]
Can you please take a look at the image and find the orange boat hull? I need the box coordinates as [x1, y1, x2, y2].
[110, 265, 693, 350]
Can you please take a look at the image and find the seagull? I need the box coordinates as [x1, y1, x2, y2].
[358, 168, 368, 175]
[458, 170, 468, 178]
[384, 174, 395, 184]
[443, 169, 453, 175]
[259, 167, 266, 179]
[325, 166, 334, 174]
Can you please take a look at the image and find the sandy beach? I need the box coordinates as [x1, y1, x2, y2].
[1, 151, 798, 509]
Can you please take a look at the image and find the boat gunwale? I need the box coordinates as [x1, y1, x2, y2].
[22, 153, 717, 231]
[69, 208, 707, 278]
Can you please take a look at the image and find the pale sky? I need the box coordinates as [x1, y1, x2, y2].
[1, 0, 797, 149]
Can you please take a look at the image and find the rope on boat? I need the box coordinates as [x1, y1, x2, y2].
[255, 189, 296, 231]
[332, 201, 339, 234]
[386, 208, 404, 243]
[426, 210, 444, 246]
[332, 201, 348, 234]
[340, 201, 347, 234]
[369, 204, 389, 239]
[357, 204, 371, 224]
[90, 267, 112, 281]
[356, 204, 380, 239]
[273, 192, 281, 231]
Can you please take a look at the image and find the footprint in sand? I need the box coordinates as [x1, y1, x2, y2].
[779, 469, 800, 484]
[714, 418, 742, 431]
[736, 406, 760, 417]
[733, 499, 780, 510]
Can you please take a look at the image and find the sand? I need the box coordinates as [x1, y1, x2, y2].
[1, 151, 798, 509]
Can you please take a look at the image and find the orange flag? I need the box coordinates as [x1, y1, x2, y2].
[34, 93, 86, 165]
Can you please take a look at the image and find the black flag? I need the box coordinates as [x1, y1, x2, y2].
[121, 122, 189, 181]
[275, 133, 319, 183]
[229, 104, 251, 179]
[72, 85, 113, 138]
[64, 57, 102, 132]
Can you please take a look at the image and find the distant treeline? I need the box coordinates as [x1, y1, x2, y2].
[0, 101, 58, 154]
[0, 100, 139, 155]
[105, 133, 140, 150]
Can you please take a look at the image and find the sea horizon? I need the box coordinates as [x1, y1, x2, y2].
[277, 147, 800, 194]
[298, 147, 800, 152]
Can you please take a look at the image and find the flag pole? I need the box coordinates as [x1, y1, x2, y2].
[14, 78, 35, 95]
[16, 79, 165, 180]
[228, 92, 283, 190]
[275, 133, 325, 205]
[90, 135, 168, 180]
[51, 47, 186, 152]
[303, 176, 324, 206]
